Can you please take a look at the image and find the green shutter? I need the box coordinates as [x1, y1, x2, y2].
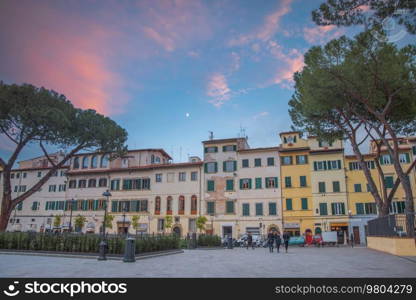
[405, 153, 410, 163]
[111, 200, 118, 212]
[286, 198, 292, 210]
[207, 180, 215, 192]
[300, 176, 306, 187]
[214, 162, 218, 172]
[248, 179, 252, 189]
[240, 179, 243, 189]
[131, 200, 138, 212]
[285, 176, 291, 187]
[233, 161, 237, 171]
[269, 203, 277, 215]
[204, 163, 208, 173]
[341, 203, 345, 215]
[226, 201, 234, 213]
[274, 177, 278, 188]
[255, 203, 263, 215]
[356, 203, 364, 215]
[319, 203, 327, 215]
[385, 176, 394, 189]
[226, 179, 234, 191]
[301, 198, 308, 210]
[331, 203, 336, 215]
[327, 160, 332, 170]
[337, 160, 341, 169]
[242, 203, 249, 216]
[223, 161, 226, 172]
[313, 162, 317, 171]
[255, 178, 262, 189]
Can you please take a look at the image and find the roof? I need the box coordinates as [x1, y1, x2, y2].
[309, 148, 344, 155]
[279, 147, 310, 153]
[73, 148, 173, 160]
[202, 137, 247, 145]
[67, 161, 203, 175]
[238, 146, 279, 153]
[12, 166, 70, 172]
[279, 131, 300, 136]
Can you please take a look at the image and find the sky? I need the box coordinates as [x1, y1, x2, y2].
[0, 0, 414, 163]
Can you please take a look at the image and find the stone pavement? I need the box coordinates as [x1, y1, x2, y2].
[0, 246, 415, 277]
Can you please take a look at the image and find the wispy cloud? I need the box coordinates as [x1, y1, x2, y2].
[228, 0, 293, 46]
[252, 111, 269, 120]
[303, 25, 345, 44]
[207, 73, 232, 107]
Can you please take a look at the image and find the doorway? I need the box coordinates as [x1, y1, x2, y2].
[172, 226, 181, 236]
[353, 226, 360, 244]
[223, 226, 232, 238]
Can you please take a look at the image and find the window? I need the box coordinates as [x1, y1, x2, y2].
[281, 156, 292, 165]
[73, 157, 80, 169]
[167, 173, 174, 182]
[318, 182, 326, 193]
[191, 195, 197, 213]
[349, 161, 375, 170]
[157, 219, 165, 231]
[207, 180, 215, 192]
[331, 202, 346, 215]
[23, 172, 27, 178]
[122, 178, 150, 190]
[226, 201, 235, 214]
[300, 176, 307, 187]
[365, 203, 377, 214]
[10, 173, 14, 179]
[389, 201, 405, 214]
[255, 203, 263, 216]
[296, 155, 308, 164]
[285, 176, 292, 188]
[98, 178, 107, 187]
[318, 140, 332, 147]
[16, 173, 20, 179]
[191, 172, 198, 181]
[155, 173, 162, 183]
[205, 146, 218, 153]
[301, 198, 308, 210]
[399, 153, 410, 163]
[51, 170, 58, 177]
[60, 170, 66, 176]
[100, 154, 109, 168]
[69, 180, 77, 189]
[82, 156, 89, 169]
[286, 198, 292, 211]
[19, 185, 26, 192]
[269, 203, 277, 215]
[207, 201, 215, 215]
[254, 158, 261, 167]
[17, 202, 23, 211]
[58, 184, 66, 192]
[384, 176, 394, 189]
[240, 178, 252, 189]
[242, 159, 249, 168]
[332, 181, 340, 193]
[14, 186, 18, 193]
[48, 185, 56, 192]
[205, 162, 217, 173]
[179, 172, 186, 182]
[31, 201, 39, 211]
[155, 196, 161, 213]
[265, 177, 278, 188]
[78, 180, 86, 188]
[242, 203, 250, 216]
[178, 196, 185, 214]
[413, 146, 416, 156]
[380, 154, 392, 165]
[91, 155, 98, 168]
[37, 171, 42, 178]
[166, 196, 173, 212]
[223, 160, 237, 172]
[223, 145, 236, 152]
[226, 179, 234, 191]
[267, 157, 275, 166]
[110, 179, 120, 191]
[319, 203, 328, 215]
[354, 183, 362, 192]
[255, 177, 262, 189]
[88, 179, 97, 188]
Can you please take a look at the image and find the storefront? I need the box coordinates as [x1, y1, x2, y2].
[284, 222, 300, 236]
[330, 222, 349, 244]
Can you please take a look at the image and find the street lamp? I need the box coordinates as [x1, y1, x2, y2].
[98, 190, 111, 261]
[68, 198, 76, 233]
[122, 202, 128, 237]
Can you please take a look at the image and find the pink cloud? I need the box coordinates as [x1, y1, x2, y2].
[228, 0, 293, 46]
[207, 73, 232, 107]
[303, 25, 345, 44]
[143, 26, 175, 52]
[269, 44, 305, 88]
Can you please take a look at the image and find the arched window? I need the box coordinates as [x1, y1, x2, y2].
[91, 155, 98, 168]
[73, 157, 80, 169]
[191, 195, 197, 214]
[155, 196, 161, 214]
[167, 196, 172, 214]
[151, 155, 155, 164]
[82, 156, 89, 169]
[178, 196, 185, 214]
[155, 157, 160, 164]
[100, 154, 109, 168]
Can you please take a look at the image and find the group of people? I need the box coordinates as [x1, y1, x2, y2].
[267, 231, 290, 253]
[245, 231, 290, 253]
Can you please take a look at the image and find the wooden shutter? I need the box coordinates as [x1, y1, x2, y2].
[223, 161, 226, 172]
[356, 203, 364, 214]
[204, 163, 208, 173]
[233, 160, 237, 171]
[274, 177, 278, 188]
[255, 178, 262, 189]
[214, 162, 218, 172]
[286, 199, 292, 210]
[337, 160, 341, 169]
[301, 198, 308, 210]
[240, 179, 244, 189]
[313, 161, 317, 171]
[111, 200, 118, 212]
[405, 153, 410, 163]
[248, 178, 252, 189]
[341, 203, 345, 215]
[331, 203, 336, 215]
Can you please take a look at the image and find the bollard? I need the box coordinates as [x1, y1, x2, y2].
[98, 240, 108, 261]
[123, 237, 136, 262]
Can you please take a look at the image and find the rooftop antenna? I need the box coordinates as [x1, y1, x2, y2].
[239, 125, 247, 139]
[209, 131, 214, 140]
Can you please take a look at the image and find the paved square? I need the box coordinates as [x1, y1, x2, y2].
[0, 247, 415, 277]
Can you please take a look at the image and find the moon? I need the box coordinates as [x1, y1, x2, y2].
[185, 113, 190, 118]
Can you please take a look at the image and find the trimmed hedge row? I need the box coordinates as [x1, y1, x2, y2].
[0, 232, 180, 254]
[197, 234, 221, 247]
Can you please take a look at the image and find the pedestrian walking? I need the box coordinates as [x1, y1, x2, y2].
[274, 231, 282, 253]
[283, 231, 290, 253]
[246, 232, 255, 250]
[267, 230, 275, 253]
[350, 233, 354, 248]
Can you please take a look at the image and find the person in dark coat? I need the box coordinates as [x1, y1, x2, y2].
[283, 231, 290, 253]
[267, 230, 275, 253]
[274, 232, 282, 253]
[246, 232, 254, 250]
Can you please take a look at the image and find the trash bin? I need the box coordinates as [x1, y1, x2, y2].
[227, 237, 233, 249]
[123, 237, 136, 263]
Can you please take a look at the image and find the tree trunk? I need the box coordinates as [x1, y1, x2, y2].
[0, 193, 13, 232]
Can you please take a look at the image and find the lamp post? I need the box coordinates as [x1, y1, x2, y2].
[98, 190, 111, 261]
[68, 198, 76, 232]
[122, 202, 128, 237]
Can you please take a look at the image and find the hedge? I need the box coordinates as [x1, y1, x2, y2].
[197, 234, 221, 247]
[0, 232, 180, 254]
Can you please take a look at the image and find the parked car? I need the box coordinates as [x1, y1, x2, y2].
[288, 236, 305, 246]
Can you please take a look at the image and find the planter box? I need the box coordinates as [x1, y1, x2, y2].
[367, 236, 416, 256]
